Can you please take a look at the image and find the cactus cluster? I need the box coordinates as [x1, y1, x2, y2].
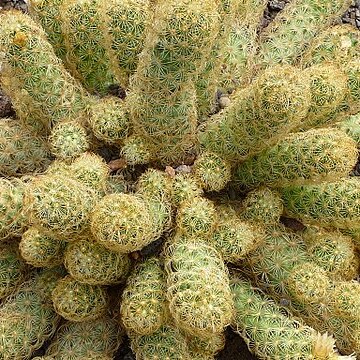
[1, 1, 360, 359]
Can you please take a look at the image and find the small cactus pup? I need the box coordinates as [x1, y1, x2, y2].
[171, 172, 203, 207]
[280, 177, 360, 229]
[51, 275, 109, 322]
[301, 24, 360, 68]
[49, 121, 90, 160]
[68, 152, 110, 192]
[130, 323, 191, 360]
[193, 152, 231, 192]
[0, 240, 28, 300]
[239, 187, 284, 225]
[0, 11, 88, 134]
[91, 169, 172, 253]
[255, 0, 353, 68]
[0, 177, 27, 240]
[43, 316, 123, 359]
[302, 226, 359, 281]
[234, 128, 357, 189]
[230, 276, 349, 360]
[87, 96, 129, 145]
[19, 226, 65, 268]
[25, 173, 98, 239]
[0, 268, 64, 360]
[64, 237, 131, 285]
[176, 196, 218, 237]
[185, 331, 225, 359]
[0, 118, 51, 177]
[164, 235, 234, 339]
[120, 135, 152, 166]
[199, 65, 310, 163]
[211, 205, 264, 264]
[121, 257, 168, 335]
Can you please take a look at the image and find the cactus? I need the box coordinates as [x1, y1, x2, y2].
[337, 113, 360, 146]
[64, 238, 131, 285]
[87, 96, 129, 145]
[43, 316, 123, 359]
[0, 11, 88, 133]
[171, 173, 203, 207]
[199, 65, 310, 162]
[25, 173, 98, 238]
[240, 187, 284, 225]
[302, 227, 359, 281]
[19, 226, 65, 267]
[211, 206, 263, 263]
[280, 178, 360, 229]
[130, 324, 191, 360]
[121, 257, 168, 335]
[176, 197, 217, 237]
[0, 178, 27, 240]
[301, 25, 360, 68]
[120, 135, 152, 166]
[51, 275, 109, 322]
[0, 241, 28, 299]
[49, 121, 90, 160]
[68, 152, 109, 192]
[193, 152, 231, 192]
[0, 118, 51, 176]
[256, 0, 353, 68]
[0, 268, 63, 359]
[91, 170, 171, 253]
[230, 277, 347, 360]
[234, 128, 357, 189]
[185, 332, 225, 358]
[165, 235, 233, 339]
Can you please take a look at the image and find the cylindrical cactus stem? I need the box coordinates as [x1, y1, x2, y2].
[130, 323, 191, 360]
[24, 173, 98, 239]
[0, 11, 89, 133]
[44, 316, 123, 359]
[64, 237, 131, 285]
[343, 59, 360, 115]
[0, 118, 51, 177]
[128, 0, 221, 164]
[59, 0, 115, 94]
[28, 0, 67, 60]
[302, 227, 359, 281]
[199, 65, 310, 163]
[185, 331, 225, 359]
[239, 187, 284, 225]
[121, 257, 168, 335]
[280, 178, 360, 229]
[0, 268, 63, 359]
[193, 152, 231, 192]
[234, 128, 358, 189]
[164, 235, 234, 339]
[99, 0, 152, 88]
[51, 275, 109, 322]
[300, 25, 360, 68]
[296, 64, 348, 131]
[331, 281, 360, 321]
[255, 0, 353, 68]
[230, 277, 348, 360]
[20, 226, 65, 267]
[0, 240, 28, 300]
